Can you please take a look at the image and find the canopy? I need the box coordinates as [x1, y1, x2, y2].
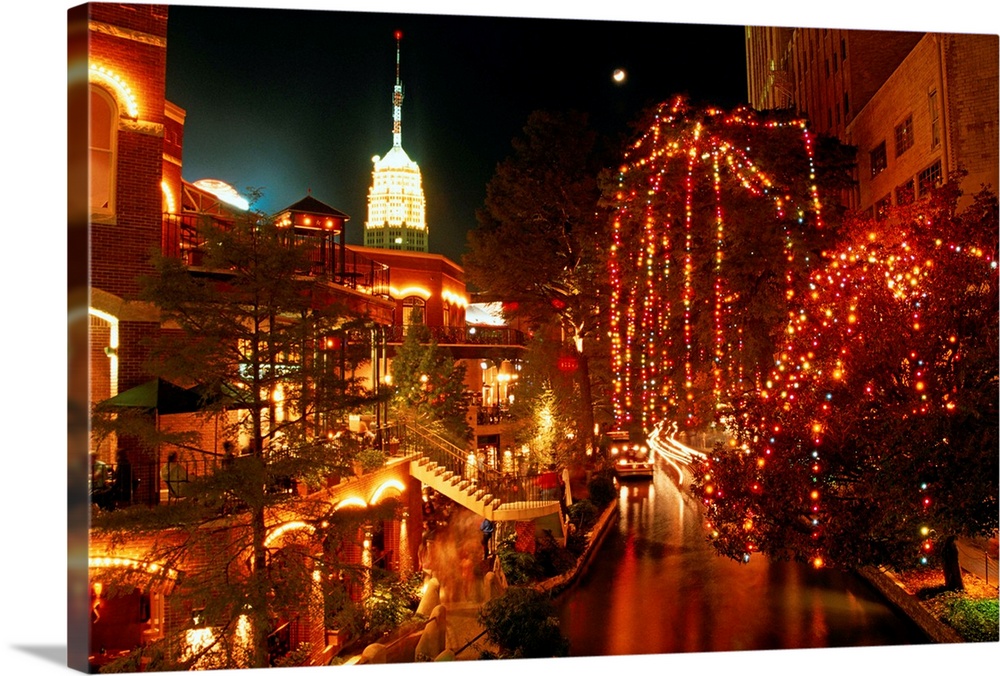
[95, 378, 204, 415]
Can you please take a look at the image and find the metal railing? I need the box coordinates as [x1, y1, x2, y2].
[91, 422, 560, 512]
[385, 325, 526, 347]
[90, 454, 238, 510]
[473, 406, 515, 426]
[402, 423, 562, 509]
[161, 213, 391, 298]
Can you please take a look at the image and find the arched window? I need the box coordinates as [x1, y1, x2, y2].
[401, 297, 425, 326]
[90, 85, 117, 216]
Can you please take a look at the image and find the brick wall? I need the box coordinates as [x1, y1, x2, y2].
[847, 33, 998, 213]
[90, 459, 425, 665]
[848, 35, 943, 210]
[87, 3, 169, 39]
[87, 4, 168, 299]
[944, 33, 1000, 202]
[116, 320, 159, 392]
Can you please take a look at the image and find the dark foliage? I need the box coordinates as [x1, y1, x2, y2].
[477, 587, 570, 659]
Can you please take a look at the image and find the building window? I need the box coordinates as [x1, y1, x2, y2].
[90, 85, 117, 215]
[917, 160, 943, 197]
[869, 141, 887, 178]
[843, 91, 850, 118]
[896, 179, 915, 206]
[928, 90, 941, 149]
[894, 115, 914, 157]
[401, 297, 425, 326]
[875, 194, 891, 220]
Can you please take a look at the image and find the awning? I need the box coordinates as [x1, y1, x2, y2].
[95, 378, 204, 415]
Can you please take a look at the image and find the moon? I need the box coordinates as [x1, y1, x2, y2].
[612, 68, 627, 84]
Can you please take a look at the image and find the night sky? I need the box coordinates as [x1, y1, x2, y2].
[164, 4, 748, 264]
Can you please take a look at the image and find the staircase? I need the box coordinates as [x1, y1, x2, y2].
[409, 455, 502, 518]
[403, 424, 563, 524]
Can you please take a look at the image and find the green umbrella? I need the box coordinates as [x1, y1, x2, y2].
[95, 378, 204, 414]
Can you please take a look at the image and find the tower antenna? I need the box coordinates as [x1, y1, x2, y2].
[392, 30, 404, 149]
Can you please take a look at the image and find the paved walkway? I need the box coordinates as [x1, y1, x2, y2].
[444, 601, 493, 660]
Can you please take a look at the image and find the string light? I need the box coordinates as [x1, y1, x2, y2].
[610, 100, 822, 430]
[701, 185, 996, 566]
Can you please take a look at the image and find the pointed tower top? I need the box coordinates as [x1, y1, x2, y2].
[392, 30, 404, 149]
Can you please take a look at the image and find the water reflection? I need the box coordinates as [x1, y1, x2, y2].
[558, 464, 928, 656]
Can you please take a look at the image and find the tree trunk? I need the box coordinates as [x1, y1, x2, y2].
[942, 534, 965, 591]
[250, 507, 271, 668]
[576, 352, 596, 456]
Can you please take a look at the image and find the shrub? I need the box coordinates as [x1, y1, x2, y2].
[533, 530, 577, 577]
[496, 547, 541, 585]
[363, 570, 424, 638]
[587, 473, 617, 507]
[568, 499, 598, 533]
[273, 643, 313, 668]
[476, 587, 570, 658]
[355, 448, 387, 472]
[943, 595, 999, 642]
[565, 530, 587, 556]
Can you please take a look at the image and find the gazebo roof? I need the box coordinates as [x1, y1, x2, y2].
[280, 194, 350, 220]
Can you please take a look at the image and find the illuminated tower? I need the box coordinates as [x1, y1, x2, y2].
[365, 30, 428, 252]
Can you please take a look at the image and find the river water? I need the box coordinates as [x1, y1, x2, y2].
[556, 463, 930, 657]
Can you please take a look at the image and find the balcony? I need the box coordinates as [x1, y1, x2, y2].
[162, 212, 390, 296]
[161, 212, 394, 321]
[386, 325, 526, 348]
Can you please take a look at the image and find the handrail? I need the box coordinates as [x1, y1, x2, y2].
[161, 212, 391, 298]
[92, 421, 563, 512]
[404, 422, 562, 509]
[385, 325, 526, 347]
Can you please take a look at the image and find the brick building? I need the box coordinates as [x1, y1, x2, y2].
[75, 4, 533, 670]
[76, 4, 421, 669]
[745, 27, 998, 214]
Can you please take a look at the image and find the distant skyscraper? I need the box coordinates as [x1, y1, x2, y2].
[365, 31, 428, 252]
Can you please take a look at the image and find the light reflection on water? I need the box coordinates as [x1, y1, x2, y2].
[557, 467, 929, 656]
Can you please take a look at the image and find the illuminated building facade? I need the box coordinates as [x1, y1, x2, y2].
[365, 31, 428, 252]
[349, 245, 530, 452]
[745, 27, 998, 215]
[73, 6, 534, 671]
[74, 5, 414, 670]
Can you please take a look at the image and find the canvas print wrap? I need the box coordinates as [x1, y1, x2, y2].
[68, 2, 998, 673]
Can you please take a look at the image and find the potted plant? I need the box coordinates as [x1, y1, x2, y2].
[354, 448, 387, 476]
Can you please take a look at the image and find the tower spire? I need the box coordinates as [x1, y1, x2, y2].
[392, 30, 403, 149]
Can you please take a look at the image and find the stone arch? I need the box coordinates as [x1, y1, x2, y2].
[88, 63, 139, 120]
[87, 553, 181, 659]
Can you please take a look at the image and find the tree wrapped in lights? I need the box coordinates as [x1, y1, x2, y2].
[608, 99, 852, 433]
[695, 181, 998, 584]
